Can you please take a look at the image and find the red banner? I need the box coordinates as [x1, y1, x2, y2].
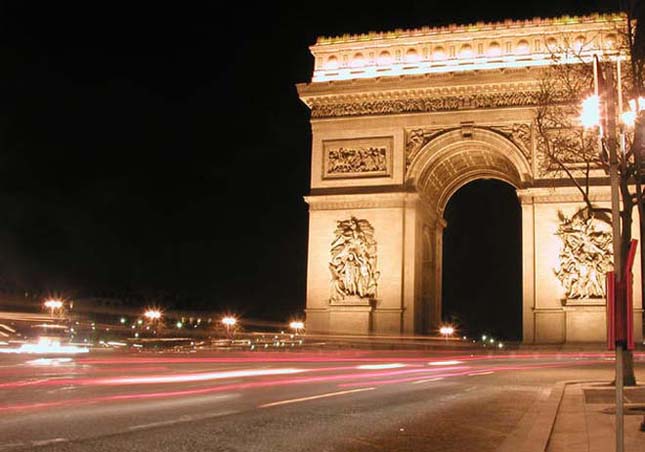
[607, 239, 638, 351]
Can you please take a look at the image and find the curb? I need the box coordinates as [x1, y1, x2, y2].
[498, 380, 595, 452]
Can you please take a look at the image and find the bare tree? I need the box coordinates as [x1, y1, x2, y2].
[535, 10, 645, 385]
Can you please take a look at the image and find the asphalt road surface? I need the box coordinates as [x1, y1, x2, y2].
[0, 348, 641, 451]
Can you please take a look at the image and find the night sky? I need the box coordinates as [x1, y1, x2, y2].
[0, 2, 620, 325]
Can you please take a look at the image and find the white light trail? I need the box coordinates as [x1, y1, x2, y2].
[100, 367, 307, 385]
[26, 358, 73, 366]
[428, 360, 463, 366]
[0, 338, 88, 355]
[356, 363, 406, 370]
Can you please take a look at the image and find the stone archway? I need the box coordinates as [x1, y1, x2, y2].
[299, 15, 642, 343]
[407, 127, 531, 336]
[407, 127, 531, 214]
[441, 179, 522, 339]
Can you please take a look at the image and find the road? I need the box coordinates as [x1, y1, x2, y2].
[0, 348, 641, 451]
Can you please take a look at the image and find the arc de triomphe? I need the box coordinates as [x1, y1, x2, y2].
[297, 13, 643, 343]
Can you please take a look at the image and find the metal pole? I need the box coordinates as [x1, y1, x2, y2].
[605, 66, 622, 280]
[605, 62, 624, 452]
[616, 343, 624, 452]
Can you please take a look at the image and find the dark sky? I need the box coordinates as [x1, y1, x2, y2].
[0, 1, 619, 320]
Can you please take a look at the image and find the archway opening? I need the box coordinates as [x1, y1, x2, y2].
[441, 179, 522, 341]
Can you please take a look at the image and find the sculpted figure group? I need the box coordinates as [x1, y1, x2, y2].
[327, 146, 387, 174]
[554, 212, 613, 300]
[329, 217, 379, 302]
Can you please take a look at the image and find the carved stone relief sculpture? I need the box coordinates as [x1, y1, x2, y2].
[309, 88, 569, 119]
[323, 137, 392, 179]
[554, 211, 613, 300]
[493, 123, 532, 160]
[329, 217, 380, 302]
[405, 129, 426, 167]
[405, 124, 532, 171]
[328, 146, 386, 173]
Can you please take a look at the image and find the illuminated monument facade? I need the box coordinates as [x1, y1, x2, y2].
[297, 14, 643, 343]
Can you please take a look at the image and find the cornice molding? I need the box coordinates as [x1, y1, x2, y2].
[301, 77, 542, 104]
[315, 13, 623, 46]
[517, 186, 611, 204]
[309, 14, 624, 83]
[305, 192, 422, 210]
[303, 81, 565, 119]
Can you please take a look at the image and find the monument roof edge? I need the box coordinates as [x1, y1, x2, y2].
[314, 13, 625, 46]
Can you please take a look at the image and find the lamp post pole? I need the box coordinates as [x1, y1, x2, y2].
[601, 60, 625, 452]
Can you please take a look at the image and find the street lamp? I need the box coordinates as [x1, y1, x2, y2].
[143, 309, 163, 336]
[43, 299, 64, 317]
[143, 309, 162, 321]
[579, 56, 637, 452]
[580, 94, 601, 129]
[619, 97, 645, 128]
[221, 316, 237, 339]
[289, 320, 305, 335]
[221, 316, 237, 327]
[439, 325, 454, 340]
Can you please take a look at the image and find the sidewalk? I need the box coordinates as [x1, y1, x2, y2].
[547, 382, 645, 451]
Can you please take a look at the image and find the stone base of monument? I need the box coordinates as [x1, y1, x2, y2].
[330, 295, 373, 306]
[329, 296, 375, 334]
[562, 303, 607, 342]
[561, 298, 606, 307]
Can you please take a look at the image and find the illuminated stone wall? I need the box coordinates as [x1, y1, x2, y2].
[298, 13, 643, 343]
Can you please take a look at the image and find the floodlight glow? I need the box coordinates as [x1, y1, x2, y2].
[580, 95, 601, 128]
[44, 300, 63, 310]
[222, 316, 237, 327]
[377, 51, 393, 66]
[439, 325, 454, 336]
[144, 309, 162, 321]
[289, 321, 305, 330]
[622, 111, 636, 127]
[621, 97, 645, 127]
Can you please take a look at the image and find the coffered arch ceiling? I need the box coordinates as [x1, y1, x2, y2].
[407, 127, 532, 216]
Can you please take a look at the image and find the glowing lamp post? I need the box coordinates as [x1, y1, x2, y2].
[221, 316, 237, 339]
[144, 309, 162, 321]
[439, 325, 454, 341]
[44, 299, 64, 317]
[580, 57, 644, 452]
[221, 316, 237, 327]
[289, 321, 305, 335]
[619, 97, 645, 127]
[580, 94, 601, 129]
[143, 309, 162, 336]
